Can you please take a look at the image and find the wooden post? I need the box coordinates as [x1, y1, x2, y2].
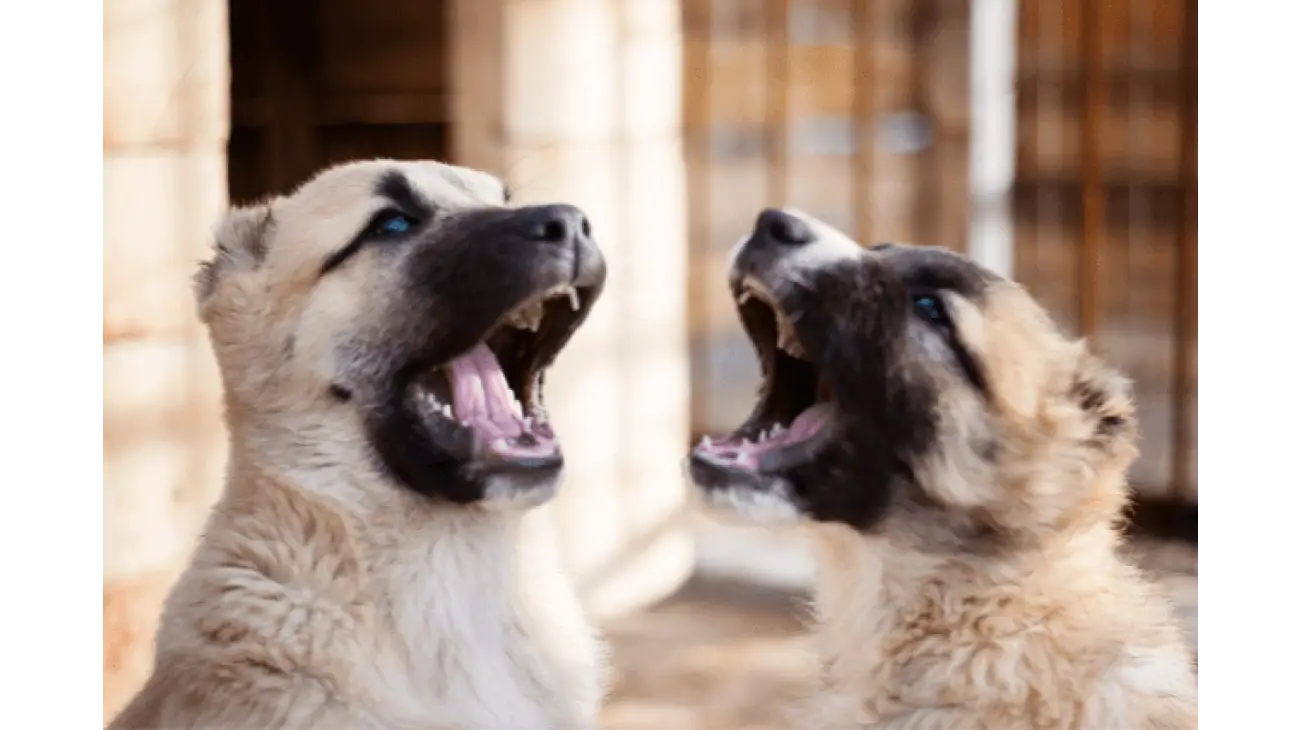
[103, 0, 230, 719]
[1078, 0, 1105, 341]
[450, 0, 693, 620]
[851, 0, 876, 247]
[1171, 0, 1197, 502]
[909, 0, 940, 246]
[765, 0, 790, 208]
[969, 0, 1018, 276]
[684, 0, 713, 453]
[256, 0, 321, 193]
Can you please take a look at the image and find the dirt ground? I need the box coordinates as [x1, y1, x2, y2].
[598, 538, 1197, 730]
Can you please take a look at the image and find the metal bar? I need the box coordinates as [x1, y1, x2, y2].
[1078, 0, 1105, 341]
[1171, 0, 1197, 502]
[765, 0, 790, 207]
[851, 0, 876, 247]
[683, 0, 713, 444]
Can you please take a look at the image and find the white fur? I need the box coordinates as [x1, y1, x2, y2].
[480, 474, 561, 511]
[702, 482, 802, 524]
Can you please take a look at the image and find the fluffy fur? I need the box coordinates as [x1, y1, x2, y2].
[689, 209, 1197, 729]
[109, 159, 608, 730]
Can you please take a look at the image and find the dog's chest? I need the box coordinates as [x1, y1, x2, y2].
[360, 555, 570, 729]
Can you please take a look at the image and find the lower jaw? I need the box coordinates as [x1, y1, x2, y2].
[690, 439, 820, 485]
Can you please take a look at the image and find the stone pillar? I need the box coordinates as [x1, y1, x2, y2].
[103, 0, 230, 719]
[451, 0, 693, 619]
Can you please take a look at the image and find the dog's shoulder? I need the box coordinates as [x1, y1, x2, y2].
[106, 652, 357, 730]
[111, 480, 374, 730]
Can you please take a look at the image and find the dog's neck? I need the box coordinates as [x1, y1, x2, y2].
[191, 428, 603, 728]
[803, 519, 1129, 725]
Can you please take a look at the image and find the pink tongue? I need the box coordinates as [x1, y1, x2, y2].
[786, 402, 832, 441]
[698, 402, 833, 469]
[445, 343, 559, 461]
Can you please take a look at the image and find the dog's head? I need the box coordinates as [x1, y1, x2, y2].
[689, 209, 1137, 548]
[197, 159, 605, 510]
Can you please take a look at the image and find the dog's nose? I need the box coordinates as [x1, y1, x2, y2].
[755, 208, 813, 246]
[521, 204, 592, 247]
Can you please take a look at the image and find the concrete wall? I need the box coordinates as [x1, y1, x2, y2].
[103, 0, 230, 718]
[451, 0, 694, 619]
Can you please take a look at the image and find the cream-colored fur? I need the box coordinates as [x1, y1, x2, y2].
[109, 159, 605, 730]
[696, 215, 1196, 729]
[802, 523, 1196, 730]
[796, 281, 1197, 730]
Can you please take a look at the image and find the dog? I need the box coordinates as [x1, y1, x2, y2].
[688, 209, 1197, 729]
[109, 159, 609, 730]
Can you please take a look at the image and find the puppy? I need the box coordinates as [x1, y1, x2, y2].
[688, 209, 1196, 729]
[109, 159, 608, 730]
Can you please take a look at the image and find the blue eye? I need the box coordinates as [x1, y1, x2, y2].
[912, 294, 947, 325]
[373, 212, 414, 236]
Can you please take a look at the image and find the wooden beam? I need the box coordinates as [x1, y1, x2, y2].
[448, 0, 505, 173]
[684, 0, 713, 447]
[764, 0, 789, 207]
[257, 0, 321, 194]
[1171, 0, 1197, 503]
[909, 0, 940, 246]
[1014, 0, 1041, 282]
[1078, 0, 1105, 341]
[851, 0, 876, 247]
[233, 91, 450, 128]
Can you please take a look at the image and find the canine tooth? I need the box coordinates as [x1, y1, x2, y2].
[441, 404, 453, 419]
[511, 398, 523, 418]
[771, 424, 785, 436]
[508, 301, 545, 331]
[565, 287, 580, 311]
[737, 290, 754, 305]
[701, 435, 712, 448]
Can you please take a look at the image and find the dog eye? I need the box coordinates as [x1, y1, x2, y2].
[371, 211, 416, 237]
[912, 294, 949, 326]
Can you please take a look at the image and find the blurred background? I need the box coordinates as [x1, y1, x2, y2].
[104, 0, 1196, 726]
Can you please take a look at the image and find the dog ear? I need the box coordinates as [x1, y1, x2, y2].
[194, 202, 276, 317]
[1069, 348, 1138, 453]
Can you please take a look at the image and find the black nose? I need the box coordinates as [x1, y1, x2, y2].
[755, 208, 813, 246]
[520, 204, 592, 245]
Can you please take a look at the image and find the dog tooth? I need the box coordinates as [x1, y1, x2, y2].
[737, 290, 753, 305]
[701, 435, 712, 448]
[566, 287, 580, 311]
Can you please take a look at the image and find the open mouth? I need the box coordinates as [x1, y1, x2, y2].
[405, 284, 593, 471]
[692, 276, 834, 475]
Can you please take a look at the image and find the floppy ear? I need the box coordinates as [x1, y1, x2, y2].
[1069, 348, 1138, 454]
[194, 202, 276, 319]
